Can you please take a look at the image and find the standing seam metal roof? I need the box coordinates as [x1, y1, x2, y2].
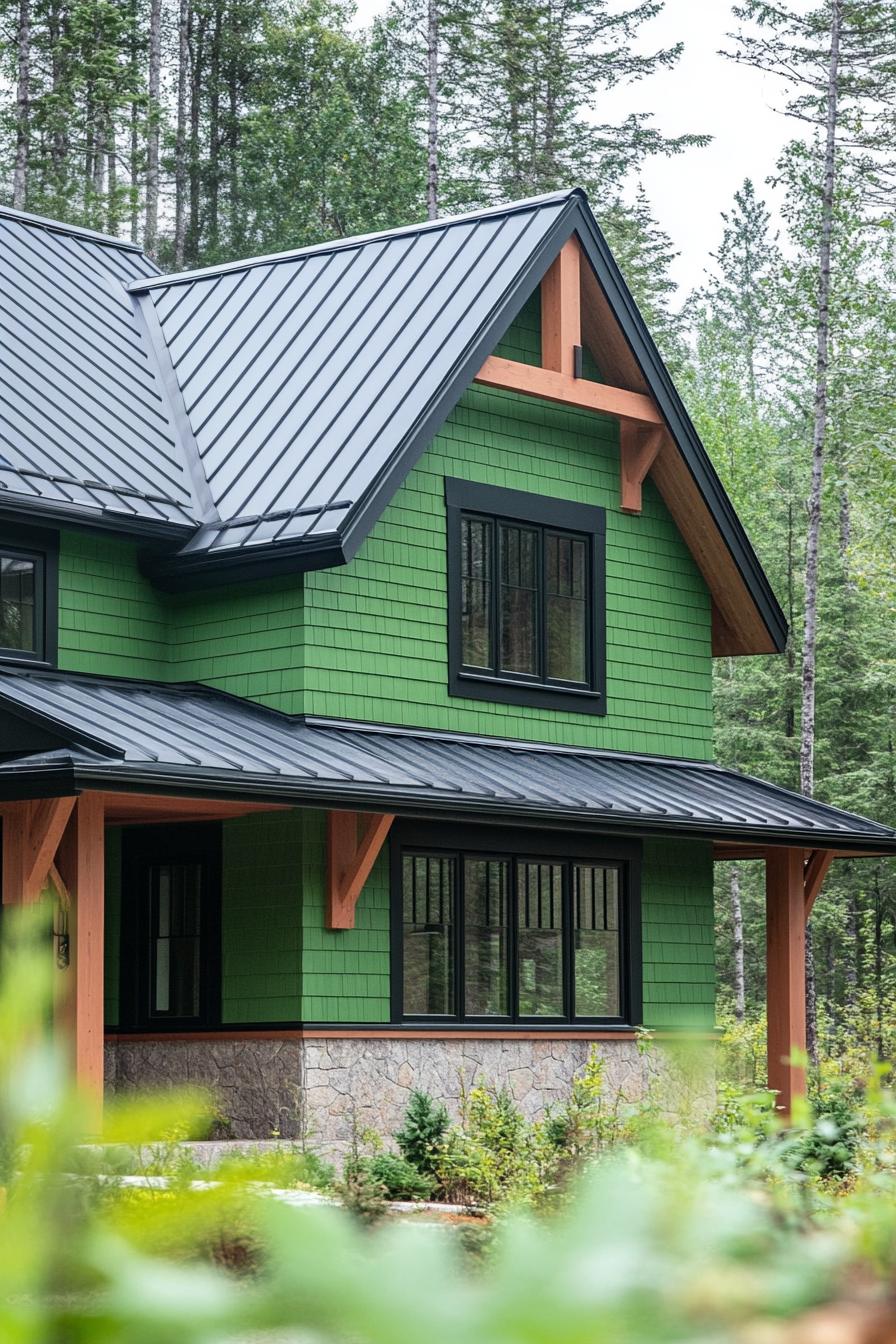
[0, 191, 784, 650]
[0, 668, 893, 850]
[0, 208, 196, 530]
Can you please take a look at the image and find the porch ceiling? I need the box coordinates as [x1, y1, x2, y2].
[1, 667, 895, 852]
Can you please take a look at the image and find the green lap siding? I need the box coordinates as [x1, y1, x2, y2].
[641, 838, 715, 1029]
[221, 812, 303, 1022]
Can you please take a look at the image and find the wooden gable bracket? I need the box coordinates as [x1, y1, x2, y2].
[804, 849, 835, 919]
[473, 234, 665, 511]
[327, 810, 395, 930]
[620, 424, 664, 515]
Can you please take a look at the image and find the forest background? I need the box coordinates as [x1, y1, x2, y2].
[1, 0, 894, 1078]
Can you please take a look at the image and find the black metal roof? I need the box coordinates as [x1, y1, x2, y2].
[1, 668, 892, 851]
[0, 193, 786, 651]
[0, 206, 197, 533]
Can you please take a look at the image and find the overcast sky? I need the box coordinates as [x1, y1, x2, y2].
[353, 0, 800, 302]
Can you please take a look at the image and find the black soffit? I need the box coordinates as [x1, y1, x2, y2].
[0, 668, 892, 852]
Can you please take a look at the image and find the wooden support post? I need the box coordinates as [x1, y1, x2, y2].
[766, 846, 806, 1117]
[56, 794, 105, 1102]
[1, 801, 32, 906]
[541, 237, 581, 377]
[620, 425, 663, 514]
[327, 810, 395, 930]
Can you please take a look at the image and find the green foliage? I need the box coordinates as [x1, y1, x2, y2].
[394, 1089, 449, 1177]
[434, 1081, 554, 1208]
[543, 1047, 651, 1163]
[5, 908, 896, 1339]
[362, 1153, 436, 1201]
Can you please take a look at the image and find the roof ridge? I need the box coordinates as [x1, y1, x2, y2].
[0, 203, 146, 252]
[128, 190, 584, 294]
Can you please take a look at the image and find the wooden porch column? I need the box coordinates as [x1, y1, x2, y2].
[56, 794, 106, 1100]
[766, 846, 806, 1116]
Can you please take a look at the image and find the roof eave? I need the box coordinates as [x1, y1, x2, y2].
[1, 759, 893, 854]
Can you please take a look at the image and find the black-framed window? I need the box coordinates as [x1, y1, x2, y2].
[0, 524, 58, 666]
[120, 823, 222, 1030]
[393, 825, 640, 1026]
[446, 479, 606, 715]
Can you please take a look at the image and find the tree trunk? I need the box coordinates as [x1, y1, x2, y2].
[800, 0, 840, 800]
[12, 0, 32, 209]
[426, 0, 439, 219]
[800, 0, 841, 1071]
[174, 0, 190, 267]
[145, 0, 163, 255]
[874, 864, 884, 1058]
[730, 863, 745, 1023]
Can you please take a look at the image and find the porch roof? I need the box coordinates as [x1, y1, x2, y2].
[1, 668, 894, 852]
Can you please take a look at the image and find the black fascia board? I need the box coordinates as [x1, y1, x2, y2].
[0, 500, 194, 545]
[141, 532, 348, 588]
[5, 757, 894, 853]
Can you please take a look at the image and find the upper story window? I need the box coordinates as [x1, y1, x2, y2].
[446, 479, 606, 714]
[0, 527, 57, 666]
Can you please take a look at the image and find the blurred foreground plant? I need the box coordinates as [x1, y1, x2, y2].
[1, 907, 896, 1342]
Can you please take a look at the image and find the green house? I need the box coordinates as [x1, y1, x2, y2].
[1, 190, 893, 1144]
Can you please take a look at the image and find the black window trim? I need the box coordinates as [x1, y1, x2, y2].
[0, 522, 58, 668]
[445, 478, 606, 715]
[391, 821, 641, 1028]
[119, 822, 223, 1032]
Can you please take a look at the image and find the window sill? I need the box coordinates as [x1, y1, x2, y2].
[0, 653, 54, 669]
[449, 671, 606, 716]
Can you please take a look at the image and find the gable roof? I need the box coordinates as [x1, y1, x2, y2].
[0, 206, 197, 533]
[0, 191, 786, 654]
[0, 667, 892, 851]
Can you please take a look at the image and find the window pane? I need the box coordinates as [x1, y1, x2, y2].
[0, 554, 37, 652]
[152, 862, 202, 1018]
[574, 865, 621, 1017]
[403, 855, 455, 1015]
[499, 525, 538, 674]
[464, 858, 509, 1015]
[517, 861, 564, 1016]
[546, 534, 587, 683]
[461, 517, 492, 669]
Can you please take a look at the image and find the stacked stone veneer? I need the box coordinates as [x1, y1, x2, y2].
[105, 1035, 713, 1160]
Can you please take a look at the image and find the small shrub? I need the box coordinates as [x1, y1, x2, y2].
[364, 1153, 435, 1201]
[395, 1090, 449, 1176]
[435, 1082, 552, 1208]
[788, 1080, 866, 1181]
[339, 1162, 388, 1226]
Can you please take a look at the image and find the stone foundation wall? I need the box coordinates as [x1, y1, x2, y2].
[105, 1034, 713, 1160]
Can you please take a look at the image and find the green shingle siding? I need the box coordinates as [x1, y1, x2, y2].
[56, 302, 716, 1033]
[302, 385, 713, 757]
[299, 811, 390, 1022]
[58, 532, 168, 680]
[221, 812, 303, 1022]
[641, 839, 715, 1029]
